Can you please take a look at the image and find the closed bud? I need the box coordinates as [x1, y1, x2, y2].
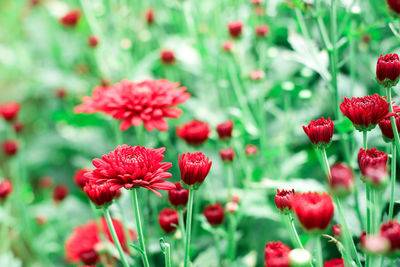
[289, 248, 312, 267]
[329, 163, 354, 197]
[219, 147, 235, 162]
[376, 53, 400, 87]
[203, 203, 225, 226]
[158, 208, 179, 233]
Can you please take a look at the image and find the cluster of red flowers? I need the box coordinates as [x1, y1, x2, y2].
[360, 220, 400, 256]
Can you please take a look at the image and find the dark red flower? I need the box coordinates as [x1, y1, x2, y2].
[177, 120, 210, 145]
[219, 147, 235, 162]
[75, 79, 190, 131]
[216, 120, 233, 139]
[339, 94, 392, 131]
[387, 0, 400, 14]
[158, 208, 179, 233]
[2, 140, 19, 156]
[245, 144, 258, 156]
[291, 192, 334, 232]
[0, 102, 20, 121]
[84, 181, 118, 207]
[87, 36, 99, 47]
[302, 117, 334, 148]
[179, 152, 212, 188]
[168, 182, 189, 208]
[145, 8, 155, 25]
[203, 203, 225, 226]
[363, 163, 389, 188]
[379, 113, 400, 141]
[85, 145, 174, 197]
[380, 220, 400, 252]
[60, 10, 81, 27]
[376, 54, 400, 87]
[225, 201, 239, 213]
[161, 50, 175, 64]
[0, 179, 12, 200]
[329, 163, 354, 197]
[74, 169, 90, 189]
[222, 40, 235, 52]
[255, 24, 269, 37]
[275, 189, 295, 213]
[55, 88, 67, 99]
[250, 70, 265, 80]
[358, 148, 388, 177]
[228, 21, 243, 38]
[360, 233, 390, 255]
[332, 224, 341, 238]
[53, 184, 69, 203]
[39, 176, 53, 188]
[323, 258, 344, 267]
[251, 0, 262, 5]
[12, 121, 24, 133]
[264, 241, 291, 267]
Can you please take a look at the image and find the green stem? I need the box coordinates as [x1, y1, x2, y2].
[389, 142, 396, 219]
[178, 210, 186, 248]
[226, 164, 234, 199]
[163, 242, 171, 267]
[184, 189, 194, 267]
[227, 213, 236, 261]
[321, 148, 331, 180]
[330, 0, 340, 119]
[363, 131, 368, 149]
[314, 236, 323, 267]
[103, 208, 130, 267]
[386, 87, 400, 154]
[132, 189, 150, 267]
[213, 234, 221, 265]
[286, 214, 303, 249]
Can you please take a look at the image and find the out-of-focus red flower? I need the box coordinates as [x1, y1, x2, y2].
[177, 120, 210, 145]
[228, 21, 243, 38]
[275, 189, 295, 214]
[264, 241, 291, 267]
[255, 24, 269, 37]
[158, 208, 179, 233]
[60, 10, 81, 27]
[387, 0, 400, 13]
[245, 144, 258, 156]
[179, 152, 212, 188]
[53, 184, 69, 203]
[0, 179, 12, 200]
[219, 147, 235, 162]
[358, 148, 388, 178]
[251, 0, 262, 5]
[39, 176, 53, 188]
[303, 117, 334, 148]
[329, 163, 354, 197]
[362, 34, 371, 43]
[74, 169, 90, 189]
[35, 215, 47, 225]
[216, 120, 233, 139]
[168, 182, 189, 208]
[161, 50, 175, 64]
[376, 54, 400, 87]
[380, 220, 400, 253]
[250, 70, 265, 80]
[0, 102, 20, 121]
[87, 36, 99, 47]
[363, 163, 389, 188]
[30, 0, 40, 6]
[145, 8, 155, 25]
[203, 203, 225, 226]
[231, 195, 240, 204]
[55, 88, 67, 99]
[291, 192, 334, 232]
[12, 121, 24, 133]
[225, 201, 239, 213]
[332, 224, 341, 238]
[360, 234, 390, 255]
[379, 113, 400, 141]
[323, 258, 344, 267]
[339, 94, 394, 131]
[85, 145, 174, 197]
[84, 181, 118, 207]
[75, 79, 190, 131]
[2, 140, 19, 156]
[222, 40, 235, 52]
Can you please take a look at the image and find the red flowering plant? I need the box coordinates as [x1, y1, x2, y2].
[177, 120, 210, 146]
[302, 117, 334, 148]
[274, 189, 295, 214]
[158, 208, 179, 233]
[329, 163, 354, 197]
[376, 53, 400, 88]
[264, 241, 291, 267]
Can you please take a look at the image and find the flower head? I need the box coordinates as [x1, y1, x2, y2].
[158, 208, 179, 233]
[339, 94, 391, 131]
[0, 102, 20, 121]
[360, 233, 391, 255]
[179, 152, 212, 189]
[291, 192, 334, 232]
[53, 184, 69, 203]
[74, 168, 90, 189]
[255, 24, 269, 37]
[329, 163, 354, 197]
[2, 140, 19, 156]
[55, 88, 67, 99]
[85, 145, 174, 197]
[387, 0, 400, 14]
[39, 176, 53, 188]
[380, 220, 400, 253]
[250, 70, 265, 80]
[168, 182, 189, 208]
[245, 144, 258, 156]
[228, 21, 243, 38]
[216, 120, 233, 139]
[222, 40, 235, 52]
[13, 121, 24, 133]
[75, 79, 190, 131]
[376, 54, 400, 87]
[323, 259, 344, 267]
[358, 148, 388, 182]
[60, 9, 81, 27]
[289, 249, 312, 267]
[302, 117, 334, 148]
[225, 202, 239, 213]
[88, 36, 99, 47]
[160, 50, 175, 64]
[275, 189, 295, 214]
[177, 120, 210, 146]
[84, 181, 119, 207]
[379, 113, 400, 141]
[145, 8, 155, 25]
[219, 147, 235, 162]
[332, 224, 341, 238]
[0, 179, 12, 200]
[264, 241, 291, 267]
[203, 203, 225, 226]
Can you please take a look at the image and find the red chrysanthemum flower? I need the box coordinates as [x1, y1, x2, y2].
[329, 163, 354, 197]
[323, 258, 344, 267]
[358, 148, 388, 178]
[228, 21, 243, 38]
[145, 8, 155, 25]
[60, 9, 81, 27]
[379, 113, 400, 141]
[179, 152, 212, 189]
[0, 179, 12, 200]
[376, 54, 400, 87]
[222, 40, 235, 52]
[2, 140, 19, 156]
[84, 181, 118, 207]
[160, 50, 175, 64]
[158, 208, 179, 233]
[245, 144, 258, 156]
[291, 192, 334, 232]
[75, 79, 190, 131]
[13, 121, 24, 133]
[250, 70, 265, 80]
[203, 203, 225, 226]
[53, 184, 69, 203]
[0, 102, 20, 121]
[87, 36, 99, 47]
[387, 0, 400, 14]
[39, 176, 53, 188]
[264, 241, 291, 267]
[74, 168, 90, 189]
[332, 224, 341, 238]
[216, 120, 233, 139]
[219, 147, 235, 162]
[176, 120, 210, 146]
[168, 182, 189, 208]
[339, 94, 392, 131]
[255, 24, 269, 37]
[251, 0, 262, 5]
[55, 88, 67, 99]
[380, 220, 400, 253]
[360, 233, 390, 255]
[302, 117, 334, 148]
[85, 145, 174, 197]
[275, 189, 295, 214]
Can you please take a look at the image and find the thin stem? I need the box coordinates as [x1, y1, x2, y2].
[286, 214, 303, 249]
[314, 236, 323, 267]
[386, 87, 400, 154]
[226, 164, 233, 199]
[163, 242, 171, 267]
[321, 148, 331, 180]
[330, 0, 340, 119]
[389, 141, 396, 219]
[363, 131, 368, 149]
[103, 208, 130, 267]
[132, 189, 150, 267]
[227, 213, 236, 261]
[178, 210, 186, 248]
[184, 189, 194, 267]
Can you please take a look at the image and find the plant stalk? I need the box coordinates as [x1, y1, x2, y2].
[132, 188, 150, 267]
[184, 189, 195, 267]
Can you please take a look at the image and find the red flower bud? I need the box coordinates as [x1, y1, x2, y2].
[222, 40, 235, 52]
[84, 182, 118, 207]
[53, 184, 69, 203]
[379, 113, 400, 141]
[251, 0, 262, 5]
[329, 163, 354, 197]
[250, 70, 265, 80]
[255, 24, 269, 37]
[376, 54, 400, 87]
[358, 148, 388, 182]
[12, 121, 24, 133]
[380, 220, 400, 253]
[245, 144, 258, 156]
[387, 0, 400, 14]
[323, 258, 344, 267]
[55, 88, 67, 99]
[0, 179, 12, 200]
[145, 8, 155, 25]
[2, 140, 19, 156]
[39, 176, 53, 188]
[275, 189, 295, 213]
[219, 147, 235, 162]
[231, 195, 240, 203]
[60, 10, 81, 27]
[332, 224, 341, 238]
[228, 21, 243, 38]
[360, 234, 390, 255]
[177, 120, 210, 146]
[168, 182, 189, 208]
[216, 120, 233, 139]
[179, 152, 212, 188]
[158, 208, 179, 233]
[225, 202, 238, 213]
[302, 117, 334, 148]
[88, 36, 99, 47]
[291, 192, 334, 232]
[0, 102, 20, 121]
[203, 203, 225, 226]
[160, 50, 175, 64]
[74, 168, 90, 189]
[264, 241, 291, 267]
